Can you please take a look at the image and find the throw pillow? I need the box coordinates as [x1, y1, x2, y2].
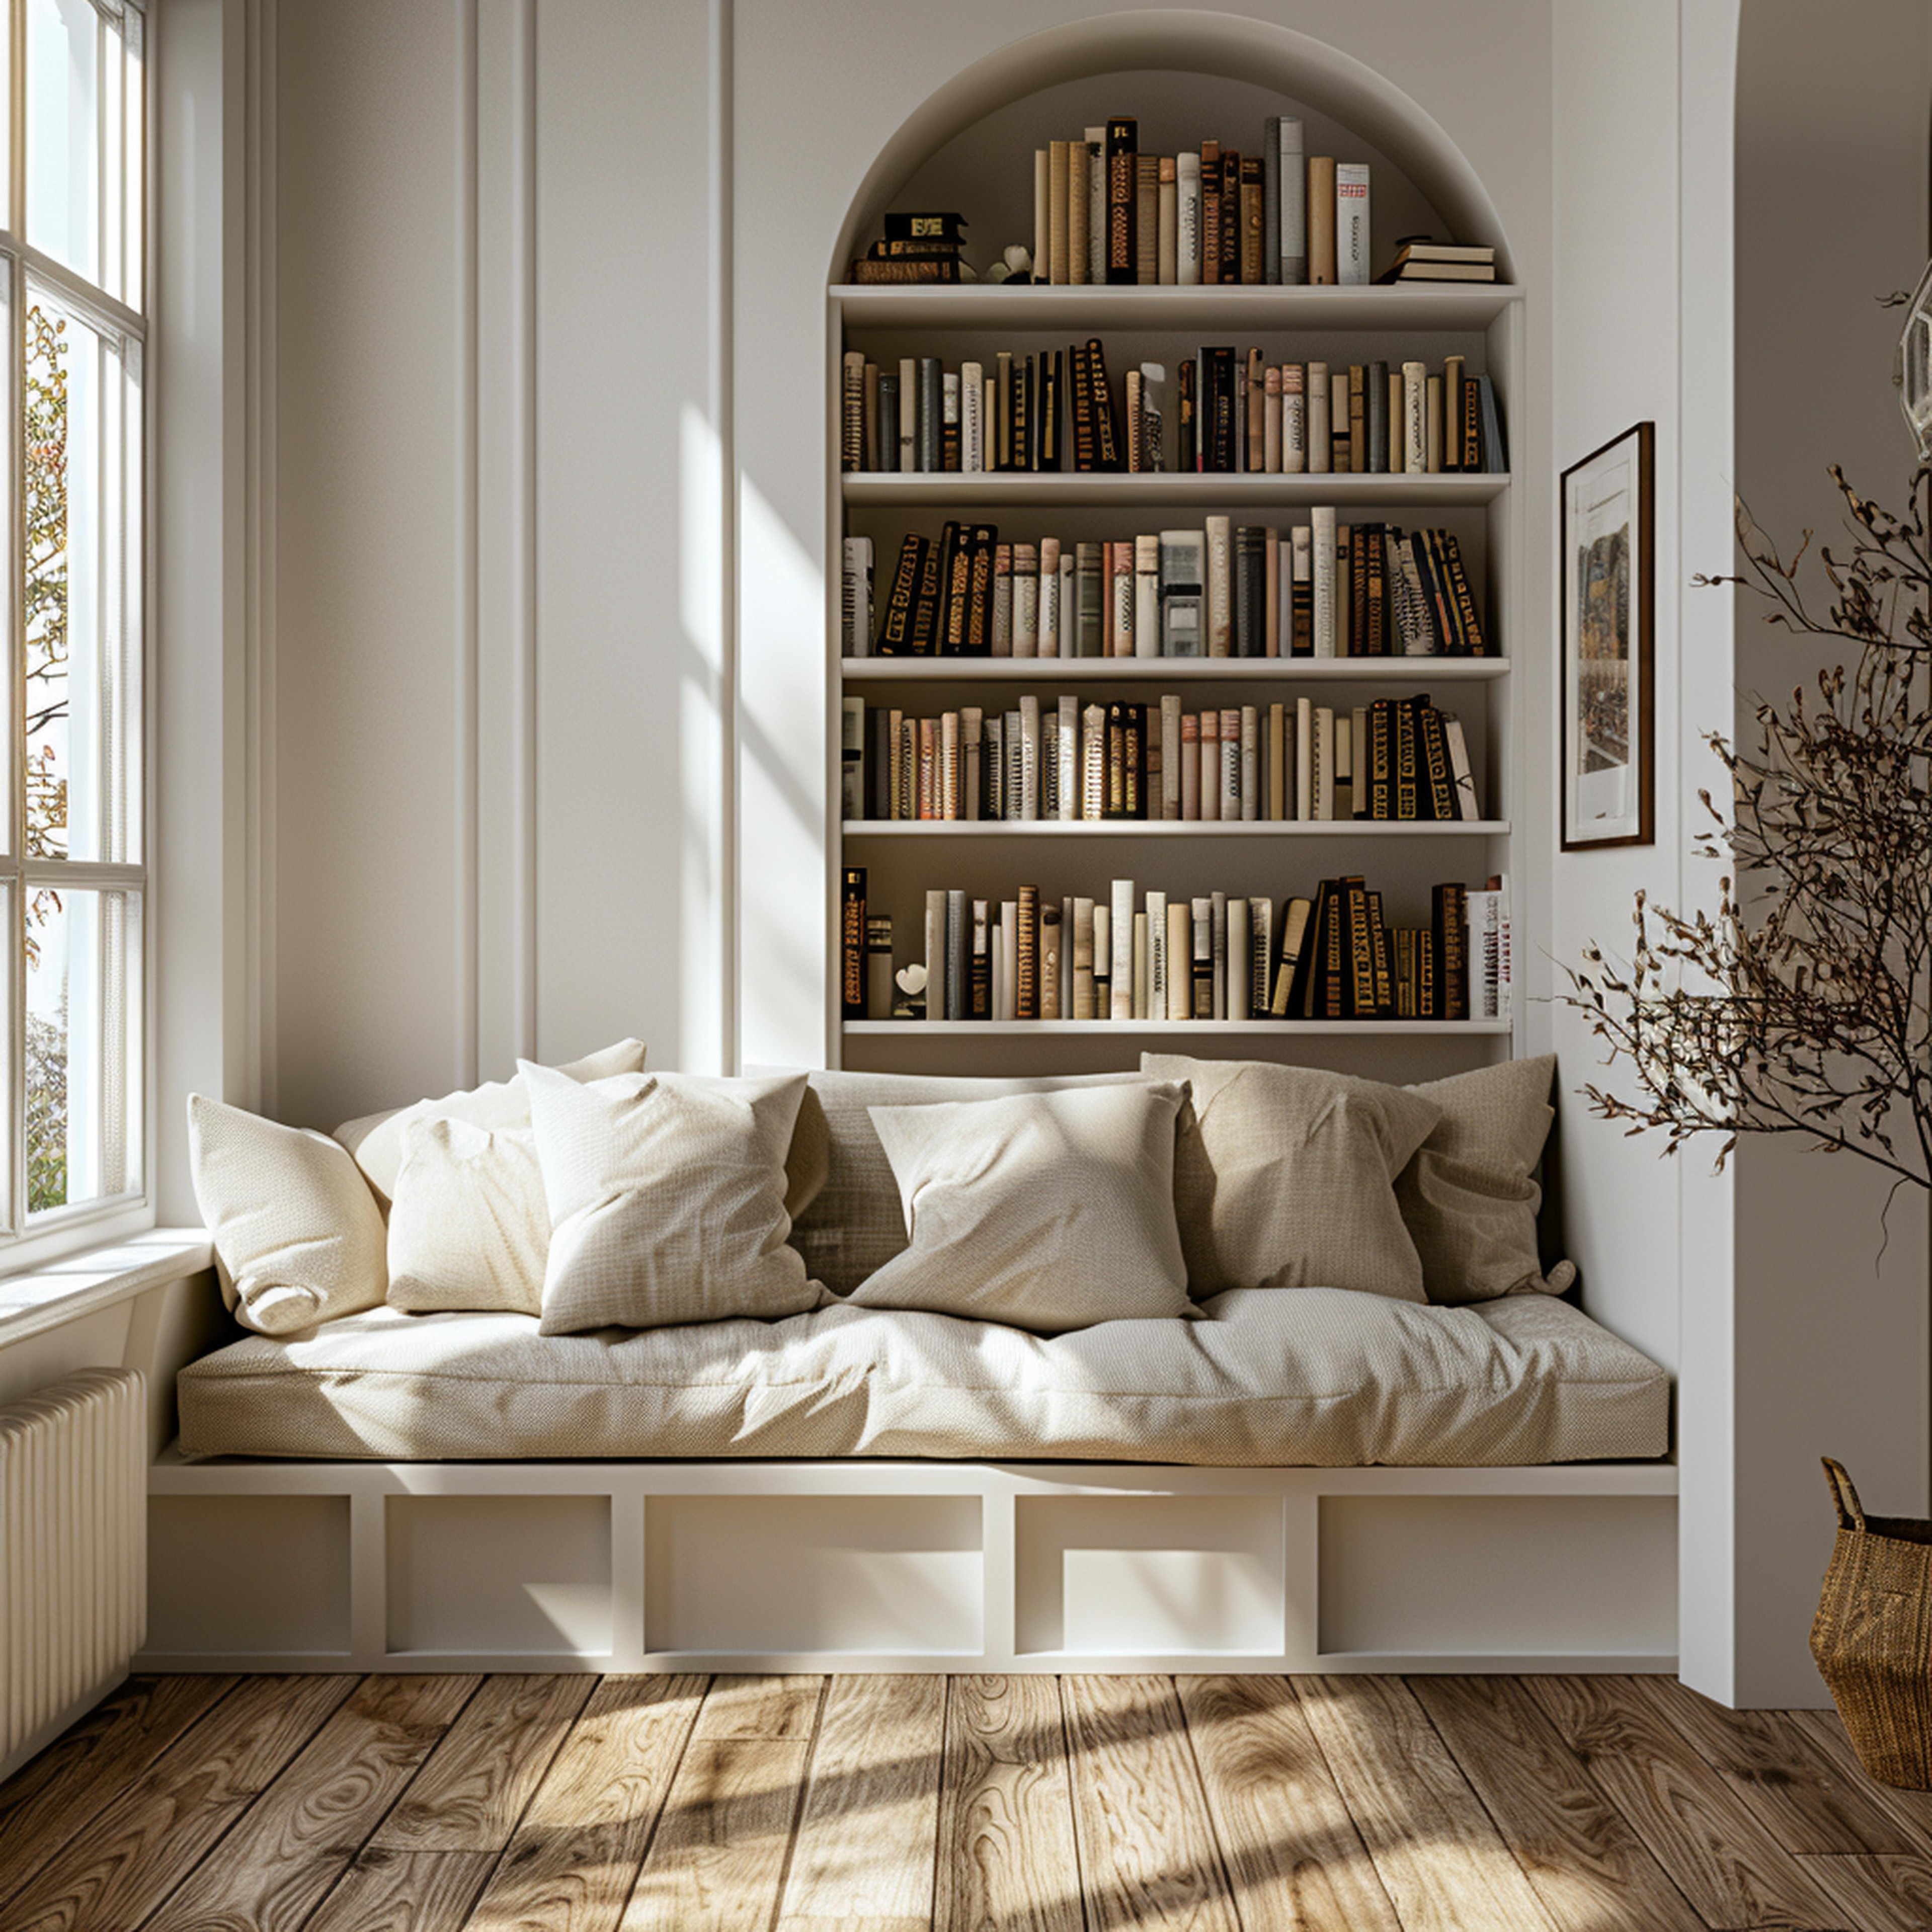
[187, 1094, 388, 1334]
[523, 1062, 823, 1335]
[843, 1082, 1194, 1332]
[781, 1068, 1148, 1296]
[385, 1117, 549, 1316]
[1398, 1056, 1577, 1304]
[1141, 1054, 1441, 1302]
[333, 1037, 648, 1208]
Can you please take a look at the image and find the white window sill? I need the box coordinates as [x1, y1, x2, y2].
[0, 1228, 215, 1344]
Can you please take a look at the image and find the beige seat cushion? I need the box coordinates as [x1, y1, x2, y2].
[782, 1068, 1145, 1297]
[187, 1096, 388, 1335]
[526, 1064, 824, 1336]
[175, 1289, 1670, 1467]
[1142, 1055, 1441, 1302]
[1398, 1056, 1577, 1305]
[846, 1083, 1193, 1332]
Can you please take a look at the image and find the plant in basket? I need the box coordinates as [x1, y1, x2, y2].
[1562, 299, 1932, 1786]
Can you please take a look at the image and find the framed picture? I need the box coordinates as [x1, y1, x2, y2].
[1561, 422, 1654, 848]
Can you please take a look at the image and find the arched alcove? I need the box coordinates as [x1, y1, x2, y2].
[831, 9, 1514, 285]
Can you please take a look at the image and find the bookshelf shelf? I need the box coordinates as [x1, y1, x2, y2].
[833, 283, 1521, 333]
[842, 819, 1508, 839]
[841, 656, 1509, 683]
[843, 471, 1507, 509]
[844, 1018, 1515, 1037]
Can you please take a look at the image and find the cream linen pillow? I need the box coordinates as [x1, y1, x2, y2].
[524, 1062, 822, 1335]
[1142, 1055, 1440, 1302]
[333, 1037, 648, 1208]
[1398, 1056, 1578, 1304]
[187, 1094, 388, 1334]
[844, 1083, 1195, 1332]
[385, 1117, 549, 1315]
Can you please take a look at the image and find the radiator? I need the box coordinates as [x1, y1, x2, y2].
[1, 1368, 145, 1775]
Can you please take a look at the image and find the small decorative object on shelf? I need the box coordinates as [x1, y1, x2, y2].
[983, 246, 1034, 286]
[891, 961, 927, 1021]
[849, 211, 970, 284]
[1895, 257, 1932, 457]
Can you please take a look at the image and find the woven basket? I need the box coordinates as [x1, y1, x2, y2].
[1811, 1458, 1932, 1789]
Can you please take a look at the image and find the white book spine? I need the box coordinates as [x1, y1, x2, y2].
[1086, 129, 1107, 283]
[1204, 515, 1232, 658]
[1296, 697, 1314, 820]
[1311, 506, 1337, 657]
[1402, 360, 1428, 473]
[1109, 556, 1135, 659]
[1109, 878, 1136, 1020]
[961, 361, 984, 471]
[842, 535, 873, 655]
[1335, 160, 1371, 286]
[1307, 360, 1330, 473]
[1133, 913, 1150, 1021]
[1147, 889, 1167, 1020]
[924, 890, 947, 1022]
[1227, 895, 1250, 1022]
[1037, 537, 1061, 656]
[1019, 693, 1040, 820]
[1279, 117, 1306, 283]
[1013, 556, 1039, 658]
[1058, 695, 1079, 821]
[1443, 715, 1481, 819]
[1134, 536, 1161, 657]
[1176, 151, 1201, 286]
[1283, 368, 1306, 474]
[1160, 693, 1182, 819]
[1220, 717, 1241, 822]
[1140, 363, 1168, 472]
[1240, 705, 1259, 821]
[1157, 173, 1177, 284]
[1092, 902, 1111, 1011]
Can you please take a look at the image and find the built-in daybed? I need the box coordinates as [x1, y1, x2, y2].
[142, 1057, 1678, 1678]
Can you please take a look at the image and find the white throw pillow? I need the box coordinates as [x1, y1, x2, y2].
[187, 1094, 388, 1334]
[333, 1037, 647, 1208]
[524, 1062, 823, 1336]
[844, 1083, 1195, 1332]
[385, 1117, 549, 1316]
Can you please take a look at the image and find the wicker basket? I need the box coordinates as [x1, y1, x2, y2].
[1811, 1458, 1932, 1789]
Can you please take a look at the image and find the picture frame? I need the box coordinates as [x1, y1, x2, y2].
[1561, 422, 1654, 849]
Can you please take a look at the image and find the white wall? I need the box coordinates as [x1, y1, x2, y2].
[1727, 0, 1932, 1707]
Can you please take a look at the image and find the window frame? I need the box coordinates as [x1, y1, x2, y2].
[0, 0, 150, 1262]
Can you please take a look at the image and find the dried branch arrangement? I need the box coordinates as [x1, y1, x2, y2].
[1564, 465, 1931, 1189]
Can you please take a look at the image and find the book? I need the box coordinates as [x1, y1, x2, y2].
[1157, 156, 1177, 283]
[1088, 338, 1120, 471]
[1218, 149, 1241, 283]
[1199, 709, 1220, 822]
[1271, 895, 1314, 1013]
[841, 867, 866, 1018]
[1067, 136, 1090, 286]
[899, 356, 917, 469]
[1110, 878, 1136, 1020]
[1308, 155, 1336, 283]
[1072, 896, 1096, 1017]
[1039, 902, 1063, 1018]
[842, 536, 873, 656]
[1147, 888, 1168, 1018]
[1139, 362, 1167, 471]
[1016, 882, 1039, 1019]
[1262, 116, 1281, 284]
[1433, 881, 1469, 1020]
[1248, 896, 1273, 1016]
[1176, 150, 1201, 286]
[1311, 506, 1337, 657]
[1234, 523, 1264, 657]
[1199, 139, 1222, 285]
[1365, 359, 1387, 474]
[925, 889, 947, 1021]
[1443, 714, 1480, 820]
[981, 900, 998, 1020]
[1335, 161, 1371, 285]
[1134, 535, 1161, 658]
[841, 697, 865, 820]
[1191, 897, 1214, 1017]
[1227, 894, 1250, 1020]
[841, 350, 864, 470]
[1307, 359, 1329, 473]
[876, 370, 899, 471]
[1106, 116, 1138, 283]
[1086, 127, 1106, 282]
[946, 890, 969, 1021]
[1279, 117, 1306, 282]
[1219, 705, 1242, 820]
[1239, 153, 1264, 283]
[1136, 153, 1160, 284]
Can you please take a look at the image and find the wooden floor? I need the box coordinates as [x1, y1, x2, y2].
[2, 1674, 1928, 1931]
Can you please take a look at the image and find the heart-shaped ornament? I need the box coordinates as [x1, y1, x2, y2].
[896, 962, 928, 996]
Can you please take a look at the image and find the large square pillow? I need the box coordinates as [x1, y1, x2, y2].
[1397, 1056, 1577, 1304]
[333, 1037, 648, 1208]
[187, 1095, 388, 1334]
[1141, 1054, 1440, 1302]
[843, 1082, 1194, 1332]
[384, 1116, 551, 1316]
[524, 1062, 824, 1335]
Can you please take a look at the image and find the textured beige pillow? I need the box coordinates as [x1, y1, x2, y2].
[385, 1117, 548, 1315]
[187, 1094, 388, 1334]
[333, 1037, 647, 1208]
[525, 1062, 823, 1335]
[1142, 1055, 1441, 1302]
[844, 1083, 1195, 1332]
[1398, 1056, 1577, 1304]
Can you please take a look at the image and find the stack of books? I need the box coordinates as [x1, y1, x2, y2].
[1377, 241, 1497, 285]
[848, 211, 969, 284]
[840, 871, 1508, 1024]
[842, 691, 1484, 826]
[844, 517, 1487, 660]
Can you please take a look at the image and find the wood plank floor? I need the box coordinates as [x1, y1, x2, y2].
[1, 1673, 1921, 1931]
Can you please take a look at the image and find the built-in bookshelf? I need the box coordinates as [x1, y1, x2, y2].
[828, 122, 1523, 1076]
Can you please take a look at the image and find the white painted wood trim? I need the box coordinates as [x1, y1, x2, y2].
[0, 1229, 212, 1342]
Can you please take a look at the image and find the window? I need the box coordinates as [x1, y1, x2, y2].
[8, 0, 146, 1235]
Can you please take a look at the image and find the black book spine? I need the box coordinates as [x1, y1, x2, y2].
[841, 868, 867, 1018]
[1106, 117, 1138, 283]
[918, 357, 942, 471]
[1218, 149, 1242, 283]
[1177, 358, 1197, 473]
[1038, 351, 1062, 471]
[1235, 526, 1264, 657]
[1366, 360, 1388, 475]
[875, 372, 899, 473]
[1088, 338, 1120, 471]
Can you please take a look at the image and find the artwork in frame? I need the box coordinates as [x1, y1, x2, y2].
[1561, 422, 1654, 848]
